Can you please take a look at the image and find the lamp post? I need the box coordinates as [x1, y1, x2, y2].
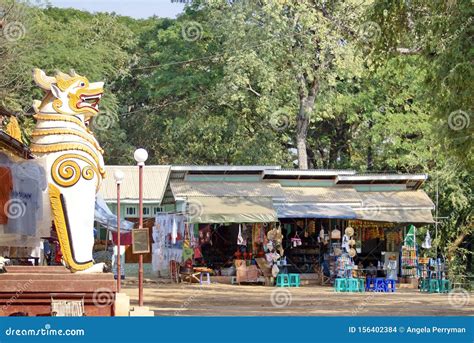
[113, 169, 124, 293]
[134, 148, 148, 307]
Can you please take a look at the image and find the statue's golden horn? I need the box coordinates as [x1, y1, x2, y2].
[55, 70, 72, 80]
[32, 68, 57, 91]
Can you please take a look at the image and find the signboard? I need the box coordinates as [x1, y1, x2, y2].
[132, 228, 150, 254]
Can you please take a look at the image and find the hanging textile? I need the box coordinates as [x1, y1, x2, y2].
[422, 230, 432, 249]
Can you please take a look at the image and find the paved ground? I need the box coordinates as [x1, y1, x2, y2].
[122, 281, 474, 316]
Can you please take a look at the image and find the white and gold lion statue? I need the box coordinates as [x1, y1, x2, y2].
[31, 68, 106, 273]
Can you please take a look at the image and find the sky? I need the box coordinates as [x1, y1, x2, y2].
[46, 0, 186, 19]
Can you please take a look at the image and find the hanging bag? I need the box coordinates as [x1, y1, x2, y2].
[291, 232, 302, 247]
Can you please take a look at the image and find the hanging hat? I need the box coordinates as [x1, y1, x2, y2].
[349, 239, 356, 246]
[345, 227, 354, 237]
[348, 248, 357, 257]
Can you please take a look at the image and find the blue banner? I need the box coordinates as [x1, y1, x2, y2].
[0, 316, 472, 343]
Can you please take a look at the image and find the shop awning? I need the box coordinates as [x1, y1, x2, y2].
[186, 196, 277, 223]
[94, 195, 134, 231]
[275, 203, 357, 219]
[355, 190, 435, 223]
[354, 208, 435, 223]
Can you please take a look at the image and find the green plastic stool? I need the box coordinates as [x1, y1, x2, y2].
[419, 278, 430, 292]
[347, 278, 359, 292]
[357, 278, 365, 292]
[289, 274, 301, 287]
[429, 279, 440, 293]
[440, 279, 451, 293]
[334, 278, 346, 292]
[276, 274, 290, 287]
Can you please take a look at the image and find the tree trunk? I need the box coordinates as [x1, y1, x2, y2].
[447, 229, 470, 262]
[296, 74, 319, 170]
[367, 119, 374, 171]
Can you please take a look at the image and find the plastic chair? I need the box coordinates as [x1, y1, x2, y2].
[200, 272, 211, 285]
[276, 274, 290, 287]
[346, 278, 359, 292]
[289, 274, 301, 287]
[429, 279, 440, 293]
[365, 277, 376, 291]
[419, 278, 429, 292]
[375, 278, 387, 292]
[440, 279, 451, 293]
[385, 279, 396, 292]
[334, 278, 346, 292]
[357, 278, 365, 292]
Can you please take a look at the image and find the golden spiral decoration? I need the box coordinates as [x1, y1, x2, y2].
[52, 154, 99, 188]
[82, 166, 95, 180]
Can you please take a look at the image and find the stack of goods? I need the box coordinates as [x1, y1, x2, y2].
[386, 230, 403, 252]
[401, 245, 417, 277]
[336, 253, 354, 278]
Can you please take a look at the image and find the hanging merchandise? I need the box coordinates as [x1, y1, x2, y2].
[199, 225, 212, 246]
[330, 228, 341, 240]
[341, 234, 350, 252]
[291, 232, 302, 247]
[345, 226, 354, 237]
[308, 220, 316, 235]
[237, 224, 245, 245]
[422, 230, 432, 249]
[348, 248, 357, 258]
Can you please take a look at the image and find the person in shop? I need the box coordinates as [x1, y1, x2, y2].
[367, 262, 377, 277]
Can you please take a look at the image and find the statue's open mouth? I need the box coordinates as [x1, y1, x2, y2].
[77, 93, 103, 112]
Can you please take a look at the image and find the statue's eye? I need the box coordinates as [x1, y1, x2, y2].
[79, 82, 85, 87]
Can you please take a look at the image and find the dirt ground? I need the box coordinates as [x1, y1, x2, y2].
[122, 281, 474, 316]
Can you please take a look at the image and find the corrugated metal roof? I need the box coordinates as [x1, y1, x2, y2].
[100, 165, 171, 202]
[281, 187, 362, 203]
[355, 209, 434, 223]
[357, 190, 435, 209]
[337, 174, 427, 181]
[170, 181, 285, 198]
[171, 165, 281, 171]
